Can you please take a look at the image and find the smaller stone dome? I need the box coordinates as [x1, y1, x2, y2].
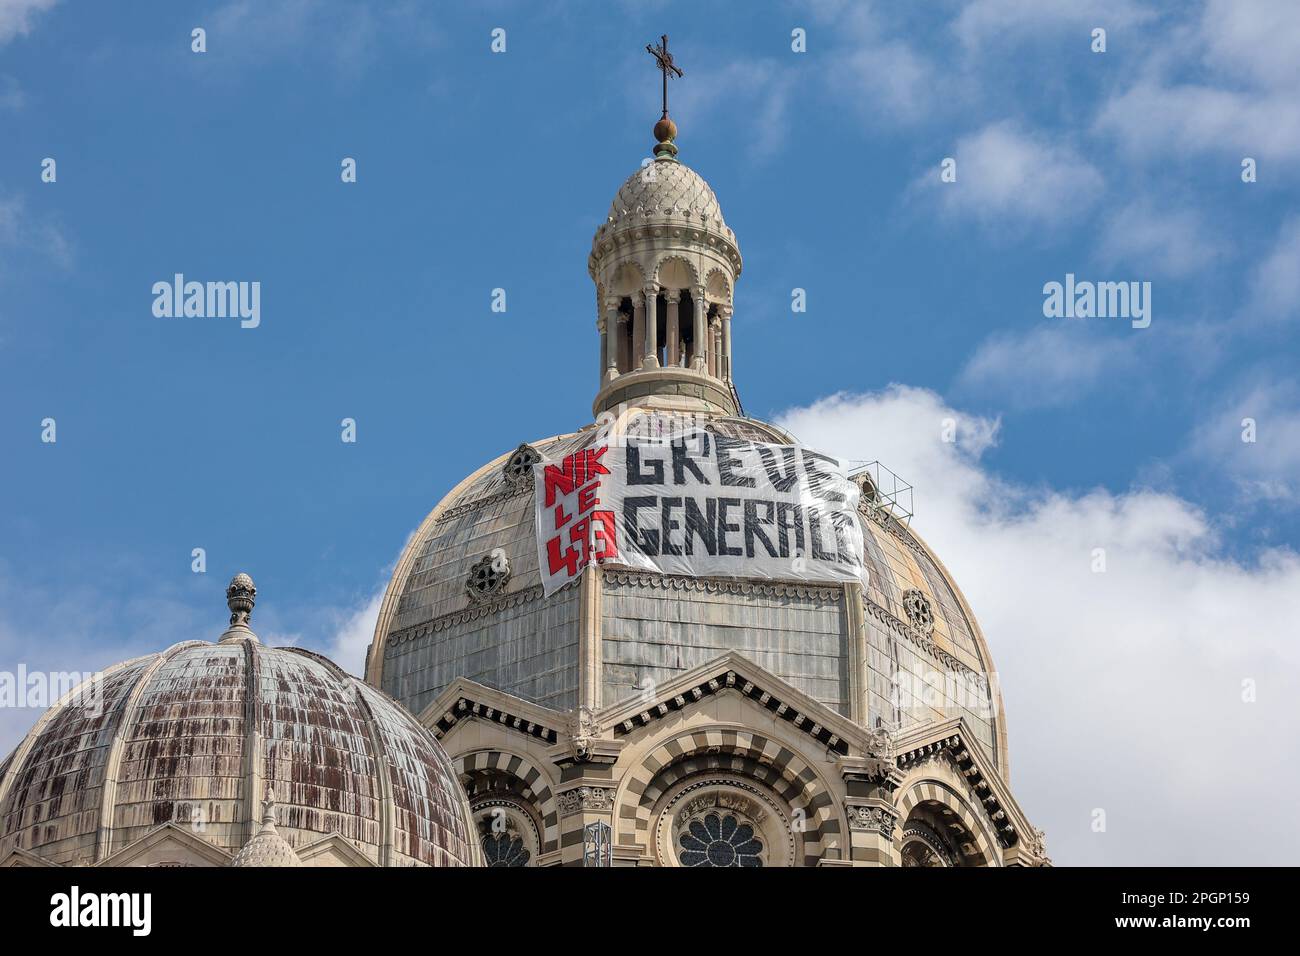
[607, 157, 725, 226]
[0, 574, 481, 868]
[231, 788, 301, 868]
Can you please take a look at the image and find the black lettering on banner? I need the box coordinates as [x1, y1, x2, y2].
[660, 496, 684, 556]
[800, 448, 846, 504]
[671, 434, 711, 485]
[624, 496, 659, 555]
[626, 443, 665, 485]
[807, 505, 835, 561]
[757, 445, 800, 492]
[774, 501, 804, 558]
[715, 436, 756, 487]
[716, 497, 743, 555]
[831, 510, 855, 564]
[684, 497, 717, 555]
[743, 499, 779, 558]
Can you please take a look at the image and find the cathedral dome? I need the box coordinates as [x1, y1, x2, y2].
[361, 89, 1044, 867]
[368, 412, 1007, 774]
[0, 575, 479, 867]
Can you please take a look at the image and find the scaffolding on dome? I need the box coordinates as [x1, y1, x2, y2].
[849, 460, 914, 527]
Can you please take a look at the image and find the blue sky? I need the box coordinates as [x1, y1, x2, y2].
[2, 1, 1298, 864]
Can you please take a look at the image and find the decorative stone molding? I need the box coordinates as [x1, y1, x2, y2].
[604, 569, 842, 604]
[896, 732, 1018, 849]
[610, 666, 849, 757]
[846, 803, 898, 839]
[556, 785, 613, 817]
[863, 598, 987, 688]
[432, 697, 560, 745]
[386, 578, 578, 649]
[901, 821, 956, 867]
[435, 484, 531, 524]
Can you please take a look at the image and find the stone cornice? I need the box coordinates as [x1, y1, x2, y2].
[386, 579, 578, 650]
[604, 569, 844, 604]
[435, 483, 530, 523]
[590, 214, 742, 279]
[435, 697, 560, 746]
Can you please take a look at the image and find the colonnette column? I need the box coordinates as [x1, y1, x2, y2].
[665, 290, 681, 367]
[691, 285, 707, 371]
[719, 303, 733, 383]
[642, 283, 660, 368]
[603, 296, 620, 382]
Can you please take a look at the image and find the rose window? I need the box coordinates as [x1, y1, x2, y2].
[902, 588, 934, 634]
[502, 443, 542, 486]
[466, 550, 511, 603]
[678, 812, 764, 868]
[481, 833, 531, 868]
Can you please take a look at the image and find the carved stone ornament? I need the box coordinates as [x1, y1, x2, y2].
[902, 588, 935, 636]
[1029, 827, 1051, 865]
[846, 804, 897, 839]
[466, 550, 511, 604]
[557, 786, 613, 816]
[862, 724, 898, 784]
[226, 573, 256, 627]
[502, 443, 542, 487]
[569, 704, 600, 760]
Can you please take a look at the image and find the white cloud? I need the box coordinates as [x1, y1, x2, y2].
[0, 75, 23, 110]
[1094, 2, 1300, 161]
[325, 586, 384, 677]
[914, 121, 1104, 231]
[833, 39, 938, 127]
[1188, 379, 1300, 507]
[1096, 199, 1222, 278]
[0, 193, 72, 268]
[207, 0, 437, 77]
[957, 325, 1138, 408]
[1243, 214, 1300, 325]
[1200, 0, 1300, 90]
[777, 385, 1300, 864]
[1096, 81, 1300, 161]
[670, 59, 796, 161]
[0, 0, 57, 45]
[953, 0, 1154, 50]
[806, 1, 944, 128]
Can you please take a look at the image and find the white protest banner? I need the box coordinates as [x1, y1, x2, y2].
[533, 416, 866, 596]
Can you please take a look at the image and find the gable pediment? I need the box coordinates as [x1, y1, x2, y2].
[600, 651, 860, 758]
[96, 823, 233, 868]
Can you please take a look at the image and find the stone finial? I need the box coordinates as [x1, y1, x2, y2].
[226, 572, 256, 626]
[262, 784, 278, 828]
[219, 572, 260, 643]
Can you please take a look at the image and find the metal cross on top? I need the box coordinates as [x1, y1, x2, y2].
[645, 34, 683, 119]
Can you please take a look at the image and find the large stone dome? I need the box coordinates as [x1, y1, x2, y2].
[368, 411, 1007, 775]
[0, 575, 479, 867]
